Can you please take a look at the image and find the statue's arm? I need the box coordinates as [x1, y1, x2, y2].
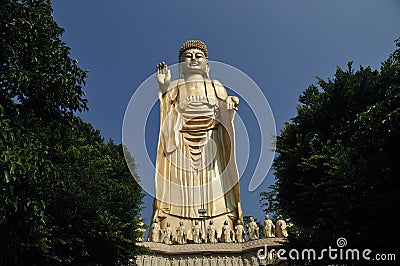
[160, 80, 180, 99]
[212, 79, 239, 110]
[156, 62, 171, 93]
[212, 80, 228, 100]
[156, 62, 181, 105]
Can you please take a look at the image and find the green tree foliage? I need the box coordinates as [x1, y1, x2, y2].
[0, 0, 88, 118]
[268, 39, 400, 257]
[43, 120, 145, 265]
[259, 184, 279, 220]
[1, 0, 144, 265]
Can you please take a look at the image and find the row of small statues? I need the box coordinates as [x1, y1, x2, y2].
[143, 215, 288, 245]
[134, 254, 266, 266]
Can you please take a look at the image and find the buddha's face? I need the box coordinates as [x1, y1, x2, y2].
[180, 48, 208, 75]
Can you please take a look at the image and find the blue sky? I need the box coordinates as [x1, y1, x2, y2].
[53, 0, 400, 227]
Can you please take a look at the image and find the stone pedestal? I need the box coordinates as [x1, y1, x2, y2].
[133, 238, 285, 266]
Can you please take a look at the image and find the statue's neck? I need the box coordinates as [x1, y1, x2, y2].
[183, 74, 204, 82]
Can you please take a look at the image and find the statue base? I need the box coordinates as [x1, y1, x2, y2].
[133, 238, 285, 265]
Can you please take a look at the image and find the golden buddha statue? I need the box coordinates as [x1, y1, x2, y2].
[149, 40, 243, 242]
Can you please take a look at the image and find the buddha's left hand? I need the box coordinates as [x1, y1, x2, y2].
[226, 96, 239, 111]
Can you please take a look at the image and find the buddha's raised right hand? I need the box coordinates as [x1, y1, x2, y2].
[156, 62, 171, 92]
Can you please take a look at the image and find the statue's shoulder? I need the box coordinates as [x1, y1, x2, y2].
[170, 79, 185, 88]
[159, 79, 184, 100]
[210, 79, 223, 86]
[210, 79, 228, 100]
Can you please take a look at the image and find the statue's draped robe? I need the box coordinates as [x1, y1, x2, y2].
[152, 79, 243, 235]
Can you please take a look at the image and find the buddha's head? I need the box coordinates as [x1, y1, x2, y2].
[178, 40, 209, 77]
